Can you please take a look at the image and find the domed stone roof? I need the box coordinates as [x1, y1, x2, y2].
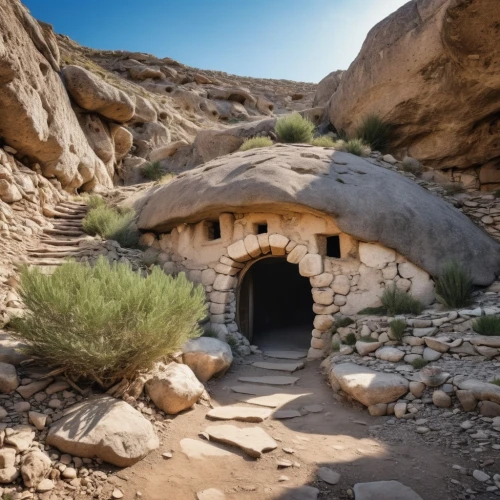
[137, 144, 500, 285]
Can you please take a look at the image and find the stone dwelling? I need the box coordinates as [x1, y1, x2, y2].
[137, 144, 500, 358]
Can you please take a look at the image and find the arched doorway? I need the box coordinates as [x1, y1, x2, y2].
[237, 257, 315, 350]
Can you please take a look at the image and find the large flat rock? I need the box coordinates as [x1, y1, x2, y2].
[137, 145, 500, 284]
[457, 379, 500, 404]
[237, 376, 299, 386]
[205, 425, 277, 458]
[180, 438, 236, 459]
[46, 395, 158, 467]
[330, 363, 409, 407]
[353, 480, 423, 500]
[252, 361, 305, 373]
[235, 392, 310, 408]
[207, 406, 272, 422]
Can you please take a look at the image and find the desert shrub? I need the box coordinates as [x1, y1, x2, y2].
[443, 182, 465, 195]
[490, 378, 500, 386]
[355, 114, 392, 151]
[401, 158, 423, 176]
[494, 189, 500, 198]
[239, 137, 273, 151]
[389, 319, 407, 342]
[333, 317, 354, 330]
[473, 315, 500, 336]
[203, 327, 219, 338]
[334, 138, 371, 157]
[226, 334, 237, 348]
[435, 261, 472, 308]
[344, 333, 357, 346]
[359, 335, 378, 343]
[83, 205, 139, 248]
[142, 161, 164, 181]
[331, 341, 340, 351]
[381, 285, 423, 316]
[311, 135, 336, 147]
[275, 113, 315, 143]
[410, 358, 429, 369]
[86, 194, 107, 210]
[11, 258, 206, 386]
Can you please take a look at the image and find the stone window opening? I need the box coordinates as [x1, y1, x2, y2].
[326, 235, 341, 258]
[257, 223, 268, 235]
[207, 221, 221, 241]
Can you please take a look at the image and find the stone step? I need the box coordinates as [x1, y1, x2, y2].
[237, 376, 299, 386]
[234, 392, 310, 408]
[28, 246, 84, 253]
[27, 251, 83, 259]
[230, 385, 285, 396]
[52, 214, 85, 220]
[206, 406, 272, 423]
[272, 409, 302, 419]
[18, 259, 66, 266]
[44, 228, 85, 237]
[252, 361, 305, 373]
[263, 350, 308, 360]
[38, 238, 88, 246]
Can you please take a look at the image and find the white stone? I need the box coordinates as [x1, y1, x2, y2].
[331, 275, 350, 295]
[375, 347, 405, 362]
[299, 254, 323, 277]
[359, 243, 396, 269]
[207, 406, 272, 422]
[0, 362, 19, 393]
[423, 337, 450, 353]
[243, 234, 262, 258]
[227, 240, 251, 262]
[182, 337, 233, 382]
[313, 314, 333, 331]
[287, 244, 308, 264]
[356, 341, 382, 356]
[423, 347, 442, 361]
[213, 274, 235, 291]
[205, 425, 277, 458]
[180, 438, 235, 459]
[310, 273, 334, 288]
[353, 481, 423, 500]
[312, 288, 334, 305]
[269, 234, 289, 255]
[394, 402, 407, 418]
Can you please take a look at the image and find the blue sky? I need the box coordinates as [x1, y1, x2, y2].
[24, 0, 408, 83]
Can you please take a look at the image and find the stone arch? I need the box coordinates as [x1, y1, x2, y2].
[209, 233, 331, 358]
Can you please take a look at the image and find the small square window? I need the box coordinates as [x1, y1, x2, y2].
[257, 224, 268, 235]
[208, 221, 221, 240]
[326, 235, 341, 258]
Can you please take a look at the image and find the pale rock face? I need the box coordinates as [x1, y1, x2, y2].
[330, 363, 409, 406]
[359, 243, 396, 269]
[328, 0, 500, 183]
[182, 337, 233, 382]
[62, 65, 135, 123]
[353, 481, 423, 500]
[299, 254, 323, 277]
[0, 5, 111, 190]
[313, 70, 344, 107]
[47, 395, 159, 467]
[146, 362, 204, 414]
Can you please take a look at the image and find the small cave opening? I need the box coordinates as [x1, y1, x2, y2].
[238, 257, 314, 350]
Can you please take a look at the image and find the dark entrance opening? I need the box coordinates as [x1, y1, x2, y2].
[238, 257, 315, 350]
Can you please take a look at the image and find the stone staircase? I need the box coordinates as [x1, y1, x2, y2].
[22, 201, 89, 269]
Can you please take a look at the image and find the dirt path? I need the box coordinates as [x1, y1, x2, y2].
[116, 351, 474, 500]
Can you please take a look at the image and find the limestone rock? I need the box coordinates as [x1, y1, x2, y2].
[0, 4, 111, 190]
[47, 395, 159, 467]
[207, 406, 272, 422]
[328, 0, 500, 183]
[356, 341, 382, 356]
[205, 424, 277, 458]
[353, 480, 423, 500]
[313, 70, 344, 107]
[330, 363, 408, 406]
[0, 467, 19, 484]
[21, 451, 51, 488]
[146, 362, 204, 414]
[62, 65, 135, 123]
[182, 337, 233, 382]
[458, 379, 500, 405]
[317, 467, 340, 485]
[0, 362, 19, 393]
[457, 390, 477, 412]
[432, 390, 451, 408]
[375, 347, 404, 362]
[197, 489, 226, 500]
[180, 438, 235, 459]
[137, 146, 500, 285]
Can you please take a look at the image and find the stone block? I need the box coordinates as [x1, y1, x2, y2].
[244, 234, 262, 259]
[287, 244, 308, 264]
[269, 234, 289, 255]
[359, 243, 396, 269]
[227, 240, 251, 262]
[299, 254, 323, 277]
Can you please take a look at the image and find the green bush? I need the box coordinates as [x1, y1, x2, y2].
[358, 306, 386, 315]
[11, 258, 206, 386]
[142, 161, 164, 181]
[359, 335, 378, 343]
[435, 261, 472, 308]
[83, 205, 139, 248]
[473, 315, 500, 336]
[239, 137, 273, 151]
[311, 135, 336, 147]
[331, 341, 340, 352]
[87, 194, 106, 210]
[389, 319, 407, 342]
[344, 333, 357, 346]
[490, 378, 500, 386]
[381, 285, 423, 316]
[275, 113, 315, 143]
[355, 114, 392, 151]
[333, 317, 354, 331]
[334, 139, 371, 157]
[410, 358, 429, 369]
